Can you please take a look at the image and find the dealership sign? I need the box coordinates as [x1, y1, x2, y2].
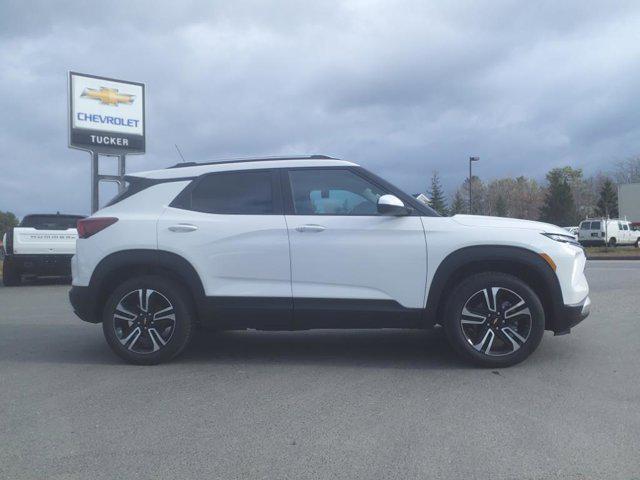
[68, 72, 145, 154]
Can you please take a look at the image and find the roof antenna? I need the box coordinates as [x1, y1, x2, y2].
[175, 144, 187, 163]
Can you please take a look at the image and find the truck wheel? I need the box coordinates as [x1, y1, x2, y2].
[635, 238, 639, 248]
[102, 275, 195, 365]
[2, 259, 21, 286]
[608, 237, 617, 247]
[443, 272, 545, 368]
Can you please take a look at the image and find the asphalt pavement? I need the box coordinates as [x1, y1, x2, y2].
[1, 261, 639, 479]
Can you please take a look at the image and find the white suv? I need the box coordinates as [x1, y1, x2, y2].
[69, 155, 590, 367]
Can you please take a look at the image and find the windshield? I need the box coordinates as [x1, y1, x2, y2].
[19, 215, 84, 230]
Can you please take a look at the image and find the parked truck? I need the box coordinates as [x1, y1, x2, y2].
[2, 213, 84, 286]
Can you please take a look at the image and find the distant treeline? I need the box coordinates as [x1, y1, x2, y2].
[427, 156, 640, 226]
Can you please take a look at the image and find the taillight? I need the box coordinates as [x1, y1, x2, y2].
[77, 217, 118, 239]
[5, 228, 13, 254]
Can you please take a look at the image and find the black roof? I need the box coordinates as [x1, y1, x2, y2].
[167, 154, 336, 169]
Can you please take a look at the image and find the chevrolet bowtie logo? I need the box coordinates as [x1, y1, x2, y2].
[81, 87, 135, 106]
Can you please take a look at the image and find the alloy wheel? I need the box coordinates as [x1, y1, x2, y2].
[113, 289, 176, 354]
[460, 287, 532, 356]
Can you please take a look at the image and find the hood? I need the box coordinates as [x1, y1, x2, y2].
[451, 215, 568, 235]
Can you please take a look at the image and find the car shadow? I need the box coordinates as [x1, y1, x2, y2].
[1, 321, 469, 369]
[19, 276, 71, 286]
[178, 327, 468, 370]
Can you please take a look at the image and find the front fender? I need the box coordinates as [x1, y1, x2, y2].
[424, 245, 564, 331]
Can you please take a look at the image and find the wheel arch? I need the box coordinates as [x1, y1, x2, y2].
[424, 245, 564, 332]
[88, 249, 205, 323]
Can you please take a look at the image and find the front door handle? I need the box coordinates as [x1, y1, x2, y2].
[168, 224, 199, 233]
[295, 224, 326, 233]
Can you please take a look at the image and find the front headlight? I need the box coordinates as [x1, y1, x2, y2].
[542, 232, 581, 247]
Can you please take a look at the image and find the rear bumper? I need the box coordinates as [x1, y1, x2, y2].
[4, 254, 72, 276]
[69, 285, 101, 323]
[553, 296, 590, 335]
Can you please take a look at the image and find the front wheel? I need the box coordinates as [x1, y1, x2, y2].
[102, 275, 195, 365]
[608, 237, 617, 247]
[443, 272, 545, 368]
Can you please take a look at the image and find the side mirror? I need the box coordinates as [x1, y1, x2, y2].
[377, 194, 411, 216]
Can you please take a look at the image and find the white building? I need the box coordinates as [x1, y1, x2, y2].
[618, 183, 640, 223]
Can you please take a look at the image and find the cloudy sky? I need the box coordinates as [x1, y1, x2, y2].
[1, 0, 640, 217]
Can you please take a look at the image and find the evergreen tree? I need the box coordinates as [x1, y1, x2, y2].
[595, 178, 618, 217]
[449, 191, 466, 215]
[539, 168, 578, 226]
[494, 194, 508, 217]
[428, 171, 448, 215]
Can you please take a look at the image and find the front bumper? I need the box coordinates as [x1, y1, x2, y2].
[553, 296, 590, 335]
[69, 286, 100, 323]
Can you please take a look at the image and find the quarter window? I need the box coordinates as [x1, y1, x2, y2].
[187, 171, 274, 214]
[288, 169, 387, 215]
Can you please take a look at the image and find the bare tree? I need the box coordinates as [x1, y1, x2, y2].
[511, 176, 543, 220]
[613, 156, 640, 184]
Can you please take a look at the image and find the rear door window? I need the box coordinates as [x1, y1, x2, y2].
[591, 221, 601, 229]
[180, 170, 276, 215]
[580, 222, 591, 230]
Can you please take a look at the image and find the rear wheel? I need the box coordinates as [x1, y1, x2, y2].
[2, 259, 21, 286]
[635, 238, 639, 248]
[443, 272, 545, 368]
[102, 275, 194, 365]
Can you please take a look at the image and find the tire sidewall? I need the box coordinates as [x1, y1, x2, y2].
[444, 272, 545, 368]
[102, 275, 193, 365]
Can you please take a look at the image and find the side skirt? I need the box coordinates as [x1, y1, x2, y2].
[200, 297, 424, 331]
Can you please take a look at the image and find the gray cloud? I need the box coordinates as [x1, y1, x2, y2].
[2, 0, 640, 216]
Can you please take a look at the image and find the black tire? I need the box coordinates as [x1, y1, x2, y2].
[608, 237, 617, 247]
[635, 238, 639, 248]
[102, 275, 195, 365]
[443, 272, 545, 368]
[2, 259, 21, 286]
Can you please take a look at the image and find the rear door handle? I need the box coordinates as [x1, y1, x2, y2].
[168, 224, 199, 233]
[295, 224, 326, 233]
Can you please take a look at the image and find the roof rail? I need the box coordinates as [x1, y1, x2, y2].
[167, 154, 336, 169]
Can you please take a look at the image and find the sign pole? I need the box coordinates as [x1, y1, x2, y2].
[117, 154, 126, 194]
[91, 151, 100, 213]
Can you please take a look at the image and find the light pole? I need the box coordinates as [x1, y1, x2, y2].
[469, 156, 480, 214]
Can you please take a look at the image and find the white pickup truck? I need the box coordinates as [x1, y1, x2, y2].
[2, 214, 85, 286]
